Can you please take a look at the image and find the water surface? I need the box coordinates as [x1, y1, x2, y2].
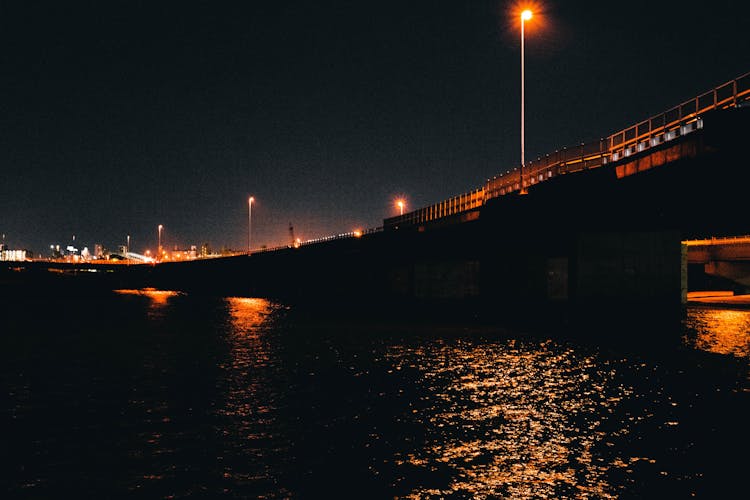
[2, 291, 748, 498]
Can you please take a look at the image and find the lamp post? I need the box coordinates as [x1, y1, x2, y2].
[248, 196, 254, 253]
[126, 234, 130, 255]
[520, 9, 532, 195]
[397, 200, 404, 216]
[158, 224, 163, 261]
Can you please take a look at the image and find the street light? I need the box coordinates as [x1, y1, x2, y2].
[519, 9, 532, 195]
[396, 199, 405, 215]
[158, 224, 163, 260]
[248, 196, 254, 253]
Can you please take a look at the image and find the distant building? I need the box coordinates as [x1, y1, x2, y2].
[167, 247, 199, 261]
[50, 245, 62, 259]
[1, 249, 28, 261]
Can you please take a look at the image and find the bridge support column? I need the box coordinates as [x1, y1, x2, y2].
[569, 229, 683, 334]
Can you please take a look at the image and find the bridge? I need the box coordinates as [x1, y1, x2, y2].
[227, 72, 750, 255]
[686, 236, 750, 292]
[148, 71, 749, 326]
[4, 72, 750, 331]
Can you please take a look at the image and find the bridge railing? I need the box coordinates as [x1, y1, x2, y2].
[298, 226, 383, 247]
[606, 72, 749, 163]
[684, 235, 750, 247]
[248, 226, 385, 255]
[484, 71, 750, 198]
[383, 187, 484, 229]
[485, 141, 608, 197]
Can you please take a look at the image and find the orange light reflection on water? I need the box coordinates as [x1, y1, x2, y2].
[113, 288, 182, 307]
[224, 296, 278, 376]
[226, 297, 275, 332]
[219, 297, 281, 485]
[683, 306, 750, 359]
[385, 339, 636, 499]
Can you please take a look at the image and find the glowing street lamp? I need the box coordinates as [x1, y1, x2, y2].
[519, 8, 532, 195]
[248, 196, 254, 253]
[158, 224, 163, 260]
[396, 199, 405, 216]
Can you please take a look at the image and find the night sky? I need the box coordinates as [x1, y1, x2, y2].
[1, 1, 748, 255]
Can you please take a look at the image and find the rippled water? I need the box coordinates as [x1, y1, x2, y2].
[683, 306, 750, 359]
[2, 291, 748, 499]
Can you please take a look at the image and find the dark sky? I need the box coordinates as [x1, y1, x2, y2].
[1, 0, 748, 255]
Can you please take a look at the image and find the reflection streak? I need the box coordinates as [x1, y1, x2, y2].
[218, 297, 285, 490]
[113, 288, 182, 318]
[683, 307, 750, 359]
[386, 339, 634, 499]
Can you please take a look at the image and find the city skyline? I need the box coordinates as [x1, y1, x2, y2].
[1, 0, 748, 254]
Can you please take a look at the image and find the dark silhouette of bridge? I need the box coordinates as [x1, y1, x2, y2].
[4, 72, 750, 331]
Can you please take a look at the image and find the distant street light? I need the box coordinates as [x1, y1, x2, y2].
[126, 234, 130, 254]
[248, 196, 254, 253]
[519, 9, 532, 195]
[158, 224, 163, 260]
[397, 199, 405, 215]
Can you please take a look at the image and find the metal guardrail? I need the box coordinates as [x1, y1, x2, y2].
[249, 226, 384, 255]
[486, 71, 749, 197]
[486, 141, 608, 197]
[606, 73, 749, 161]
[495, 72, 749, 197]
[383, 188, 485, 228]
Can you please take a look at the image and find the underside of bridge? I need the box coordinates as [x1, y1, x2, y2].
[486, 106, 749, 326]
